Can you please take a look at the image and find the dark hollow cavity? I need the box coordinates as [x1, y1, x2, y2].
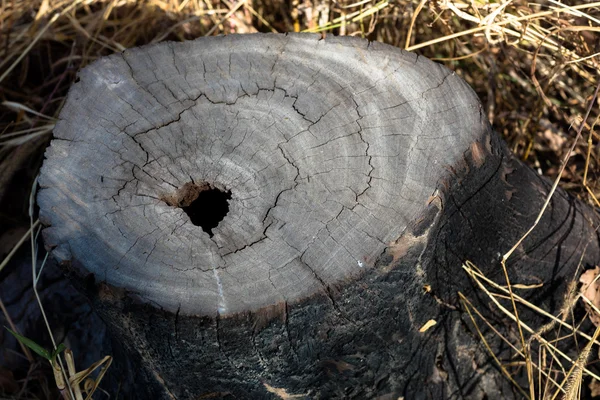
[181, 187, 232, 237]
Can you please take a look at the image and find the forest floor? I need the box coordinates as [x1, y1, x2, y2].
[1, 0, 600, 398]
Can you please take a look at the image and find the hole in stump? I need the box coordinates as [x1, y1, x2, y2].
[182, 186, 232, 237]
[163, 182, 232, 237]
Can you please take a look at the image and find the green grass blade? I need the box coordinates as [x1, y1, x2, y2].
[5, 326, 52, 360]
[51, 343, 66, 361]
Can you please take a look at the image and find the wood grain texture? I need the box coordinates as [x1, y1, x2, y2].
[37, 34, 600, 399]
[38, 33, 487, 316]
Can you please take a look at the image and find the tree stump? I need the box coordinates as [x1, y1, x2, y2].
[38, 33, 600, 399]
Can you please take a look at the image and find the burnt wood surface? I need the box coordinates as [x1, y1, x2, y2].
[37, 33, 600, 399]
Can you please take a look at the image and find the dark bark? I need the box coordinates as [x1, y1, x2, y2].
[37, 33, 600, 399]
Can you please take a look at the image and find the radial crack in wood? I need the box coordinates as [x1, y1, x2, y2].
[38, 34, 485, 316]
[37, 33, 600, 399]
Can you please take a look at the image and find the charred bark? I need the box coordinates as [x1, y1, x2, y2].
[37, 33, 600, 399]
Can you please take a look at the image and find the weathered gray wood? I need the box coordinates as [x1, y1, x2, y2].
[38, 34, 486, 316]
[37, 33, 600, 399]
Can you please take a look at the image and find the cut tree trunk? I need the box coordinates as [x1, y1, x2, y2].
[37, 33, 600, 399]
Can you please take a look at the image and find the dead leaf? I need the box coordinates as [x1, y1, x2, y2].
[589, 378, 600, 397]
[540, 127, 566, 153]
[579, 267, 600, 326]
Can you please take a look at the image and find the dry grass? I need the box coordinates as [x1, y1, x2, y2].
[460, 256, 600, 399]
[457, 78, 600, 400]
[1, 0, 599, 203]
[1, 0, 600, 398]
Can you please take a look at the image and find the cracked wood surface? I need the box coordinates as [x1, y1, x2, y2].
[38, 34, 600, 399]
[38, 33, 485, 316]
